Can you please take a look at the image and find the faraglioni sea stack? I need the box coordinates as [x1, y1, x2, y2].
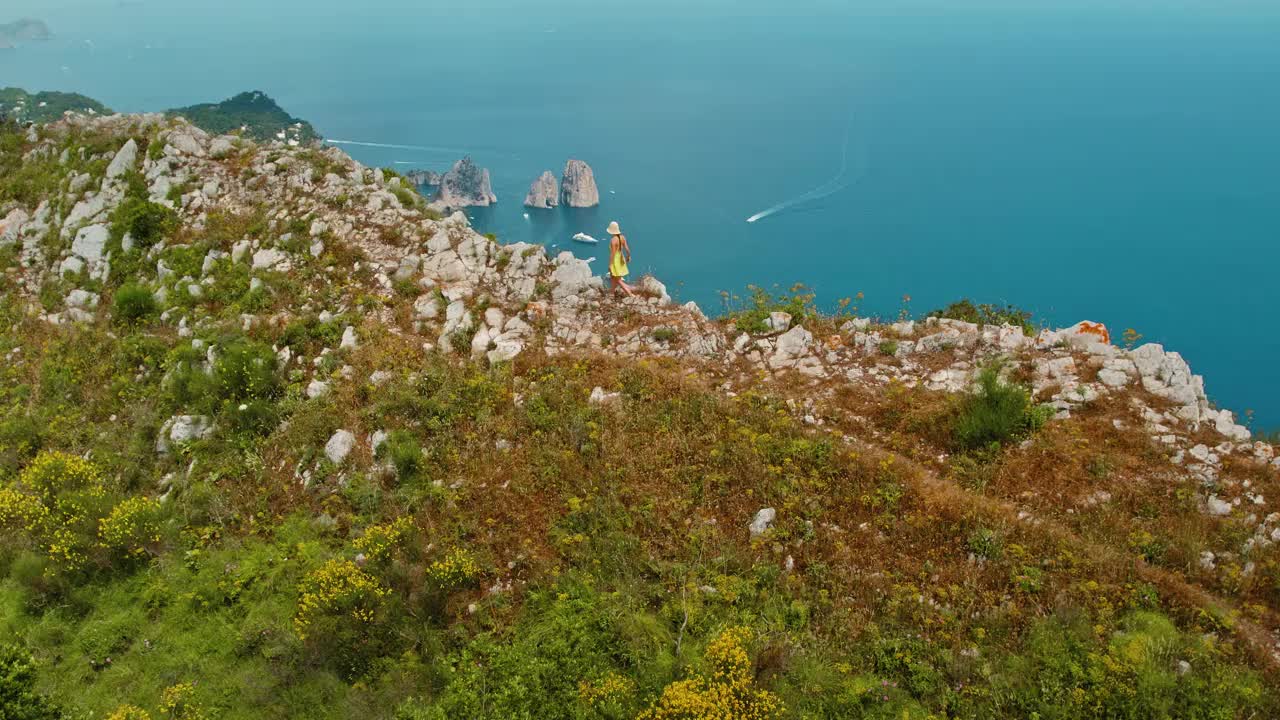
[561, 159, 600, 208]
[523, 170, 559, 208]
[435, 156, 497, 208]
[404, 169, 441, 187]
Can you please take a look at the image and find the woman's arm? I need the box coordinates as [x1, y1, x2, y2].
[623, 236, 632, 261]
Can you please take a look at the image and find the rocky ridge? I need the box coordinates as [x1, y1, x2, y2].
[3, 112, 1279, 665]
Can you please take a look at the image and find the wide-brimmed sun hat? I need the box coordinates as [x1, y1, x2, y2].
[606, 221, 621, 235]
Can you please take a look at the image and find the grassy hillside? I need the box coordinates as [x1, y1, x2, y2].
[0, 115, 1277, 719]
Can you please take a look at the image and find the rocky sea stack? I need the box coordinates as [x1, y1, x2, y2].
[435, 156, 497, 208]
[560, 158, 599, 207]
[404, 169, 441, 187]
[523, 170, 559, 208]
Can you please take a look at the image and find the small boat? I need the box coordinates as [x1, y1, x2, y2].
[572, 232, 599, 245]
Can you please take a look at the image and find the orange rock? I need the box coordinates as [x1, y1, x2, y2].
[1078, 321, 1110, 345]
[524, 301, 548, 319]
[824, 334, 844, 350]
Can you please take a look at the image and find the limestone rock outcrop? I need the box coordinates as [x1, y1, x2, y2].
[435, 157, 496, 208]
[523, 171, 559, 208]
[560, 159, 599, 208]
[404, 169, 441, 186]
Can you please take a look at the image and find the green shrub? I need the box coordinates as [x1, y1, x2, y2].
[109, 196, 177, 250]
[727, 284, 815, 334]
[392, 277, 417, 298]
[226, 399, 279, 437]
[420, 582, 648, 719]
[0, 643, 64, 720]
[211, 340, 281, 406]
[390, 185, 421, 209]
[993, 610, 1268, 718]
[952, 366, 1051, 451]
[967, 527, 1002, 560]
[651, 327, 679, 343]
[279, 315, 343, 351]
[164, 338, 281, 419]
[449, 323, 478, 355]
[929, 298, 1035, 336]
[112, 283, 157, 324]
[380, 430, 424, 484]
[0, 414, 42, 474]
[1011, 565, 1044, 594]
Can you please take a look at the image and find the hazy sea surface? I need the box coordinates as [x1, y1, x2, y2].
[3, 0, 1279, 426]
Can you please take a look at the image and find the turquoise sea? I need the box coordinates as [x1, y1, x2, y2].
[3, 0, 1279, 426]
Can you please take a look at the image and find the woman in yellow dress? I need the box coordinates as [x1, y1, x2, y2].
[606, 221, 636, 297]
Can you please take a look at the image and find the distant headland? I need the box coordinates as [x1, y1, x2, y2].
[0, 87, 319, 147]
[166, 91, 319, 145]
[0, 18, 50, 49]
[0, 87, 110, 124]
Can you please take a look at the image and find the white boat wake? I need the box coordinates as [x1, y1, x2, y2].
[325, 139, 473, 155]
[572, 233, 599, 244]
[746, 115, 865, 223]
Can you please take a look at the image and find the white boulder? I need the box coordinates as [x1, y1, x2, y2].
[749, 508, 776, 538]
[324, 430, 357, 465]
[105, 139, 139, 180]
[156, 415, 214, 453]
[766, 312, 792, 333]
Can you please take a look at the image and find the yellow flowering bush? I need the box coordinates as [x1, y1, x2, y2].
[18, 450, 104, 501]
[0, 486, 49, 534]
[160, 681, 207, 720]
[293, 559, 389, 640]
[352, 516, 413, 562]
[579, 672, 637, 716]
[4, 451, 108, 570]
[638, 627, 784, 720]
[105, 705, 152, 720]
[99, 496, 162, 558]
[46, 523, 91, 568]
[425, 547, 481, 590]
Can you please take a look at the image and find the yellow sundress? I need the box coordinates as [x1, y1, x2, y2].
[609, 242, 629, 278]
